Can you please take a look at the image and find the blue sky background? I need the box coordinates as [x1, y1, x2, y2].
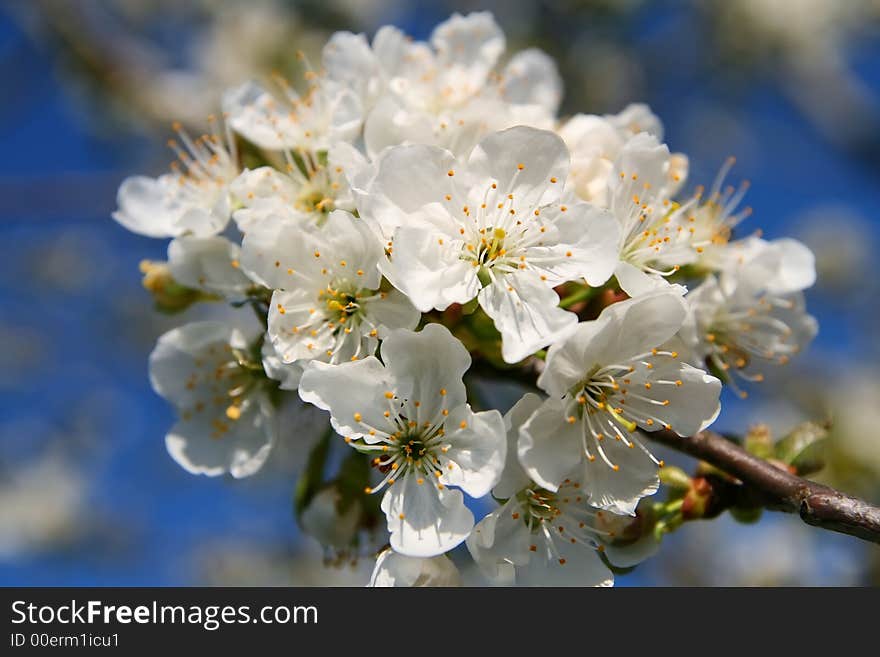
[1, 2, 878, 586]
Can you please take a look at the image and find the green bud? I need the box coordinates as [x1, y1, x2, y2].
[659, 465, 692, 492]
[744, 423, 774, 459]
[681, 476, 713, 520]
[729, 506, 763, 524]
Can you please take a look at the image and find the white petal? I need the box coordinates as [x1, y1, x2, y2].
[300, 486, 361, 549]
[517, 397, 585, 491]
[528, 203, 620, 287]
[372, 25, 423, 78]
[559, 114, 622, 155]
[329, 141, 372, 194]
[323, 81, 365, 146]
[318, 210, 384, 289]
[362, 288, 421, 337]
[381, 224, 479, 312]
[267, 288, 330, 363]
[260, 339, 302, 391]
[381, 473, 474, 557]
[240, 214, 322, 289]
[723, 236, 816, 296]
[369, 549, 461, 587]
[439, 405, 506, 498]
[479, 270, 577, 363]
[223, 81, 295, 150]
[608, 103, 664, 140]
[573, 433, 659, 515]
[363, 97, 435, 159]
[614, 260, 675, 298]
[113, 175, 179, 238]
[539, 290, 687, 396]
[322, 31, 379, 106]
[501, 48, 562, 114]
[165, 394, 275, 479]
[298, 358, 401, 441]
[380, 324, 470, 413]
[229, 167, 299, 232]
[167, 236, 252, 296]
[627, 360, 722, 436]
[536, 314, 616, 397]
[431, 11, 505, 90]
[517, 538, 613, 587]
[604, 532, 661, 568]
[468, 126, 569, 208]
[609, 132, 670, 219]
[149, 321, 236, 407]
[466, 498, 532, 585]
[493, 392, 544, 499]
[369, 142, 458, 212]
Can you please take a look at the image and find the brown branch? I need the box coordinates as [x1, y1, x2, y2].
[650, 430, 880, 544]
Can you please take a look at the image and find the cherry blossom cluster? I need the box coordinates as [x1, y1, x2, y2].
[115, 12, 818, 587]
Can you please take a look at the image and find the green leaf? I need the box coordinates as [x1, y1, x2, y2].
[775, 421, 829, 475]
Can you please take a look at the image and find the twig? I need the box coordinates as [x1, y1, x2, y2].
[650, 430, 880, 544]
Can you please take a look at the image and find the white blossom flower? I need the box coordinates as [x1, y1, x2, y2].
[241, 209, 419, 365]
[368, 548, 461, 587]
[149, 322, 276, 478]
[229, 144, 362, 232]
[298, 324, 507, 556]
[608, 103, 666, 140]
[167, 235, 254, 297]
[518, 291, 722, 515]
[300, 485, 362, 552]
[222, 75, 362, 153]
[683, 158, 754, 270]
[681, 238, 818, 396]
[114, 119, 238, 238]
[559, 103, 687, 208]
[720, 236, 816, 295]
[371, 126, 620, 363]
[323, 12, 561, 157]
[602, 132, 703, 297]
[467, 393, 614, 587]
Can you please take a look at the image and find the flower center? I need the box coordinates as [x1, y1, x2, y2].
[703, 295, 798, 396]
[321, 285, 363, 328]
[179, 343, 262, 438]
[561, 349, 680, 470]
[347, 388, 458, 496]
[512, 480, 610, 565]
[295, 183, 335, 215]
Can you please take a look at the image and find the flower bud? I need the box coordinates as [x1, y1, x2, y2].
[299, 485, 362, 557]
[745, 423, 774, 459]
[681, 476, 713, 520]
[139, 260, 202, 313]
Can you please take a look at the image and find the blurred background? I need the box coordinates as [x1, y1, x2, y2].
[1, 0, 879, 586]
